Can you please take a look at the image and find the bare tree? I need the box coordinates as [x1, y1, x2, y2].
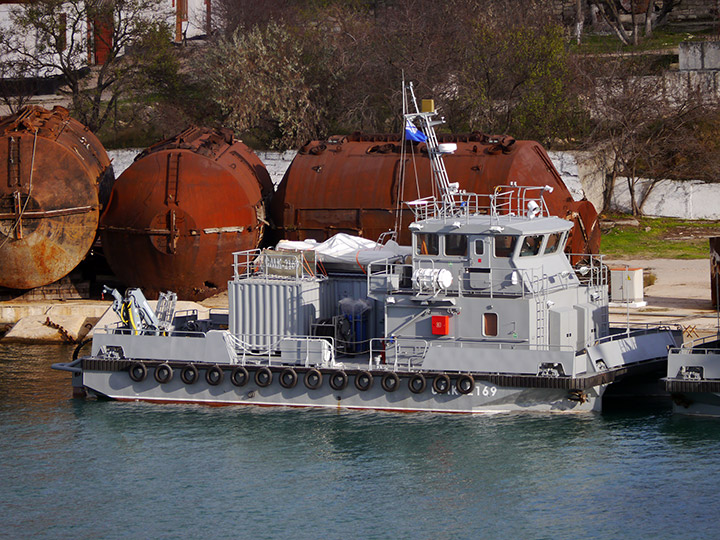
[5, 0, 175, 132]
[0, 31, 39, 114]
[210, 0, 299, 35]
[588, 1, 679, 45]
[579, 55, 716, 215]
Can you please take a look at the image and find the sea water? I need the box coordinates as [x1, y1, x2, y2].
[1, 343, 719, 540]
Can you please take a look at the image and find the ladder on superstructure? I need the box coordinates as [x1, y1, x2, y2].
[404, 82, 458, 213]
[532, 274, 549, 349]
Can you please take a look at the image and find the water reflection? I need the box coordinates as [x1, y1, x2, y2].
[3, 344, 720, 539]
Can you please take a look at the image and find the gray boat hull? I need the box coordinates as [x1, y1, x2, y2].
[75, 366, 602, 413]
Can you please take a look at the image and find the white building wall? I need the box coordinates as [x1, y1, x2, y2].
[182, 0, 209, 40]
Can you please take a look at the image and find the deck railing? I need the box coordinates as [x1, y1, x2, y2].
[405, 184, 553, 224]
[232, 249, 321, 282]
[367, 257, 603, 300]
[223, 332, 336, 367]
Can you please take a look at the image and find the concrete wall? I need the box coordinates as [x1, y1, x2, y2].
[609, 177, 720, 219]
[679, 41, 720, 71]
[549, 150, 720, 219]
[108, 148, 295, 187]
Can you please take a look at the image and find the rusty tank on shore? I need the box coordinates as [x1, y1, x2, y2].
[270, 133, 600, 255]
[100, 127, 273, 301]
[0, 105, 113, 290]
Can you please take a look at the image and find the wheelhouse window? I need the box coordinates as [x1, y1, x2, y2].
[416, 233, 439, 255]
[474, 239, 484, 255]
[445, 234, 467, 257]
[544, 232, 563, 254]
[494, 235, 517, 258]
[519, 235, 543, 257]
[483, 313, 498, 337]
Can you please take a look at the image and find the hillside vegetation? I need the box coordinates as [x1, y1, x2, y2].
[3, 0, 718, 217]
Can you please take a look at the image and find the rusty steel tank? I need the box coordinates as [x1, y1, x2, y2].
[0, 105, 113, 290]
[100, 126, 273, 300]
[271, 133, 600, 255]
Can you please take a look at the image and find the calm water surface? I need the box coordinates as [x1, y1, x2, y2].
[1, 343, 720, 539]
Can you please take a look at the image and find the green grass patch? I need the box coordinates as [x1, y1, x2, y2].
[569, 27, 715, 55]
[600, 215, 720, 259]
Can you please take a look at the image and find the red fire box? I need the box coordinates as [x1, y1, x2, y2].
[431, 315, 450, 335]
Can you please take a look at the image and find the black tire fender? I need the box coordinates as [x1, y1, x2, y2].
[181, 364, 199, 385]
[255, 366, 273, 387]
[355, 370, 374, 391]
[329, 370, 348, 391]
[206, 364, 224, 386]
[457, 374, 475, 395]
[129, 361, 147, 382]
[279, 367, 298, 389]
[432, 373, 450, 394]
[304, 368, 323, 390]
[231, 366, 249, 387]
[154, 363, 173, 384]
[408, 373, 426, 394]
[381, 372, 400, 392]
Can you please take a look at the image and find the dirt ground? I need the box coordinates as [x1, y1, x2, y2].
[606, 258, 718, 336]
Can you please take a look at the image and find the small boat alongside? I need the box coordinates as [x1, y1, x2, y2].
[666, 336, 720, 416]
[53, 83, 680, 413]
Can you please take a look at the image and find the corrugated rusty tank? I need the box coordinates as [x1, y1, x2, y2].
[271, 133, 600, 255]
[100, 127, 273, 300]
[0, 105, 113, 290]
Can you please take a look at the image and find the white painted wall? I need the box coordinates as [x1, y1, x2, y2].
[549, 151, 720, 219]
[183, 0, 209, 40]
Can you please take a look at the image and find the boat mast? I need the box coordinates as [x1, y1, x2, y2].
[404, 82, 458, 213]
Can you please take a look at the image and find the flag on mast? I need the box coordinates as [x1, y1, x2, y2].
[405, 119, 427, 143]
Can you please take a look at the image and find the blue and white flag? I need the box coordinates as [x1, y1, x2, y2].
[405, 119, 427, 143]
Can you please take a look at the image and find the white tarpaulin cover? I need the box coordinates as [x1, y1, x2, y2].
[276, 233, 411, 269]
